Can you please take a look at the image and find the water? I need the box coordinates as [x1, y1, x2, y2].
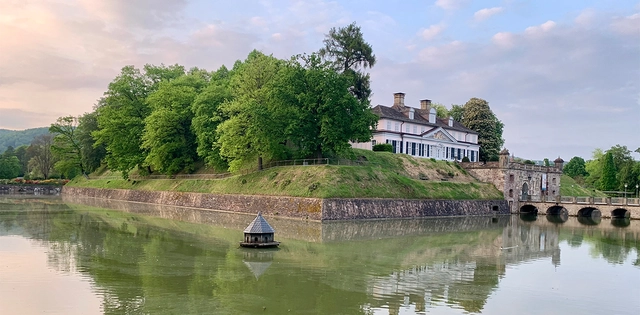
[0, 195, 638, 315]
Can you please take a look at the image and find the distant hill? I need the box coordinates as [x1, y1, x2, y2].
[0, 127, 50, 153]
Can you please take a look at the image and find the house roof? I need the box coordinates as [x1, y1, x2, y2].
[244, 212, 275, 234]
[372, 105, 477, 134]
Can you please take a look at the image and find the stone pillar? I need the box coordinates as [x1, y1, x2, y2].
[499, 148, 510, 168]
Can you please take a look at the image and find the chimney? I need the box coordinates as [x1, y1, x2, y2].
[420, 99, 431, 111]
[393, 92, 405, 107]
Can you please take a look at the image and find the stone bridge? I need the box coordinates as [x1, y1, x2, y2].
[518, 196, 640, 220]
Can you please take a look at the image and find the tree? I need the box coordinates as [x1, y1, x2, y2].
[319, 22, 375, 103]
[217, 51, 288, 172]
[600, 152, 617, 191]
[275, 54, 378, 158]
[191, 66, 232, 170]
[77, 112, 106, 174]
[431, 103, 449, 118]
[142, 72, 207, 174]
[94, 64, 185, 178]
[543, 158, 550, 167]
[26, 134, 55, 179]
[14, 145, 28, 176]
[50, 116, 85, 178]
[459, 98, 504, 161]
[563, 156, 588, 177]
[585, 148, 604, 188]
[449, 104, 465, 123]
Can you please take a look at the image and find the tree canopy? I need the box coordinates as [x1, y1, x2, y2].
[459, 98, 504, 161]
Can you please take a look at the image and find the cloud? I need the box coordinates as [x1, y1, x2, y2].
[419, 24, 446, 40]
[434, 0, 469, 11]
[474, 7, 504, 22]
[610, 13, 640, 35]
[370, 14, 639, 160]
[524, 20, 556, 34]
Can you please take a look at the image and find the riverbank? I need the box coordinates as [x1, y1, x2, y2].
[63, 187, 509, 221]
[66, 150, 504, 200]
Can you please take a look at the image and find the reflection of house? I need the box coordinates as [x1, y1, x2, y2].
[351, 93, 480, 162]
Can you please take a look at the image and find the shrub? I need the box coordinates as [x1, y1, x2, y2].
[461, 156, 470, 162]
[372, 144, 393, 152]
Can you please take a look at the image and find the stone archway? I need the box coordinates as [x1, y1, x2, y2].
[520, 204, 538, 214]
[611, 208, 630, 219]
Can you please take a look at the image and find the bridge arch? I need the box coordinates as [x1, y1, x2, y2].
[520, 204, 538, 214]
[577, 207, 601, 218]
[546, 205, 568, 223]
[611, 208, 630, 219]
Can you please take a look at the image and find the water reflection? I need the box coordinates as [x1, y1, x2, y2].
[0, 196, 638, 314]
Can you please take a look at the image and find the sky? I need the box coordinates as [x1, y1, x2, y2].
[0, 0, 638, 160]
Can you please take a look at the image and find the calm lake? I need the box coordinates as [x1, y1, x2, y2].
[0, 195, 638, 315]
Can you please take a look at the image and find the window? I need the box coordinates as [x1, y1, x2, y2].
[405, 124, 410, 132]
[552, 177, 556, 184]
[509, 174, 514, 182]
[413, 125, 417, 134]
[457, 148, 461, 160]
[411, 143, 416, 155]
[395, 122, 399, 131]
[426, 145, 430, 157]
[391, 140, 397, 153]
[509, 189, 513, 197]
[386, 121, 391, 130]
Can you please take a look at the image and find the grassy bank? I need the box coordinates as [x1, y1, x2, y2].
[68, 149, 504, 200]
[559, 174, 607, 197]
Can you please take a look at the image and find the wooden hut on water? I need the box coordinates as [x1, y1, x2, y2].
[240, 212, 280, 248]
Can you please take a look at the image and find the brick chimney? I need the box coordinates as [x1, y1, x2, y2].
[420, 99, 431, 111]
[393, 92, 405, 108]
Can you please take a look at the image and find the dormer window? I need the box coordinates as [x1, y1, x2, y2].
[429, 108, 436, 123]
[448, 116, 453, 127]
[409, 107, 415, 120]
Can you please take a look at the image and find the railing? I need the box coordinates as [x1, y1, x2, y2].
[89, 158, 370, 181]
[523, 196, 640, 206]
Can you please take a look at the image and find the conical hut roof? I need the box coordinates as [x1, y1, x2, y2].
[244, 212, 275, 234]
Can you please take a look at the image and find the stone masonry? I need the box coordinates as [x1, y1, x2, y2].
[460, 149, 563, 213]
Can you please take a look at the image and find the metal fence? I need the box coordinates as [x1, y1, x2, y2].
[90, 158, 370, 180]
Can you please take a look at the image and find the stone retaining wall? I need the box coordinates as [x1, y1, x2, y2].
[63, 187, 508, 221]
[322, 198, 508, 220]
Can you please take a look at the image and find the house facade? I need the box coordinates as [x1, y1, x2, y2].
[352, 93, 480, 162]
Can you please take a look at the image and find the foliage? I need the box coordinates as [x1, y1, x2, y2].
[0, 127, 49, 154]
[523, 160, 535, 165]
[431, 102, 449, 118]
[191, 66, 232, 170]
[461, 156, 470, 162]
[142, 72, 207, 174]
[26, 134, 55, 179]
[600, 152, 617, 191]
[50, 116, 85, 178]
[0, 155, 20, 179]
[372, 144, 393, 152]
[318, 22, 375, 103]
[276, 54, 378, 158]
[563, 156, 588, 177]
[94, 64, 185, 179]
[543, 158, 550, 167]
[448, 104, 464, 122]
[0, 178, 69, 185]
[77, 112, 106, 174]
[459, 98, 504, 162]
[216, 51, 288, 172]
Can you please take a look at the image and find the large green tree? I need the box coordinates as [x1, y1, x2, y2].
[142, 70, 207, 174]
[319, 22, 375, 103]
[191, 66, 233, 170]
[94, 64, 185, 178]
[600, 152, 618, 191]
[50, 116, 85, 178]
[459, 98, 504, 161]
[276, 54, 378, 158]
[0, 155, 20, 179]
[563, 156, 588, 178]
[77, 111, 106, 174]
[217, 51, 288, 172]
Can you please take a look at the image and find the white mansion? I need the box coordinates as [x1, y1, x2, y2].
[352, 93, 481, 162]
